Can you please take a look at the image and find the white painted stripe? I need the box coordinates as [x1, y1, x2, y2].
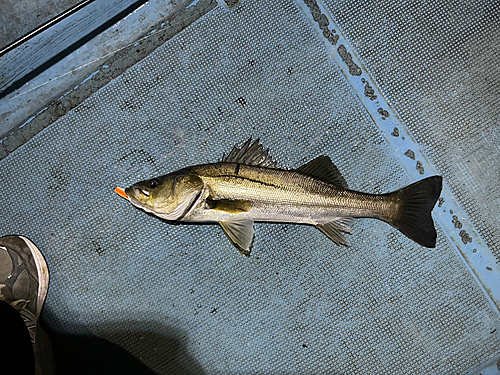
[296, 0, 500, 311]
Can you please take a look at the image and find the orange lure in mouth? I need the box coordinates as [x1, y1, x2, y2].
[114, 187, 129, 200]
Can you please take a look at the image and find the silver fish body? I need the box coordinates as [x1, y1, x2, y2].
[183, 162, 395, 225]
[120, 139, 442, 256]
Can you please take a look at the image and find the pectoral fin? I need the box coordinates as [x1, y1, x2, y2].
[219, 219, 255, 256]
[316, 217, 354, 246]
[207, 199, 252, 214]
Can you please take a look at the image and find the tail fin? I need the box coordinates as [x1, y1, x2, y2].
[387, 176, 442, 248]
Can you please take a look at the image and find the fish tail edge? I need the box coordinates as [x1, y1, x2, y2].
[388, 176, 443, 248]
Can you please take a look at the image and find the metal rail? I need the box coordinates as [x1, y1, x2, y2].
[0, 0, 96, 58]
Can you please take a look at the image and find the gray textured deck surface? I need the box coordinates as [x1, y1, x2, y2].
[0, 0, 499, 374]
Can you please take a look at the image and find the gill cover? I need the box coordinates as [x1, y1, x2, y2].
[125, 173, 204, 220]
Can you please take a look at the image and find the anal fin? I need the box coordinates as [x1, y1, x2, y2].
[316, 218, 354, 246]
[329, 217, 354, 233]
[219, 219, 255, 256]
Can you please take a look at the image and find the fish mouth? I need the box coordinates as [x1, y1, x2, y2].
[122, 185, 204, 221]
[125, 186, 152, 210]
[133, 186, 150, 198]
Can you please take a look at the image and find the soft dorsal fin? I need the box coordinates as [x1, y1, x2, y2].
[221, 138, 277, 168]
[295, 156, 348, 188]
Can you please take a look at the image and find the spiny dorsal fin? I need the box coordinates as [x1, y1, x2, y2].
[295, 156, 348, 188]
[221, 138, 277, 168]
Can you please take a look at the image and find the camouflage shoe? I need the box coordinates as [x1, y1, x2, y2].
[0, 235, 49, 345]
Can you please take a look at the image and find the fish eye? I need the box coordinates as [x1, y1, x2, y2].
[149, 179, 160, 189]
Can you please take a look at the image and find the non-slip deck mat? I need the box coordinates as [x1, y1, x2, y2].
[323, 0, 500, 263]
[0, 0, 499, 373]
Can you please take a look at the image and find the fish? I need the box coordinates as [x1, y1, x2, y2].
[115, 139, 443, 256]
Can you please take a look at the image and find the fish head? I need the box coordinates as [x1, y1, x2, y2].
[125, 172, 204, 220]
